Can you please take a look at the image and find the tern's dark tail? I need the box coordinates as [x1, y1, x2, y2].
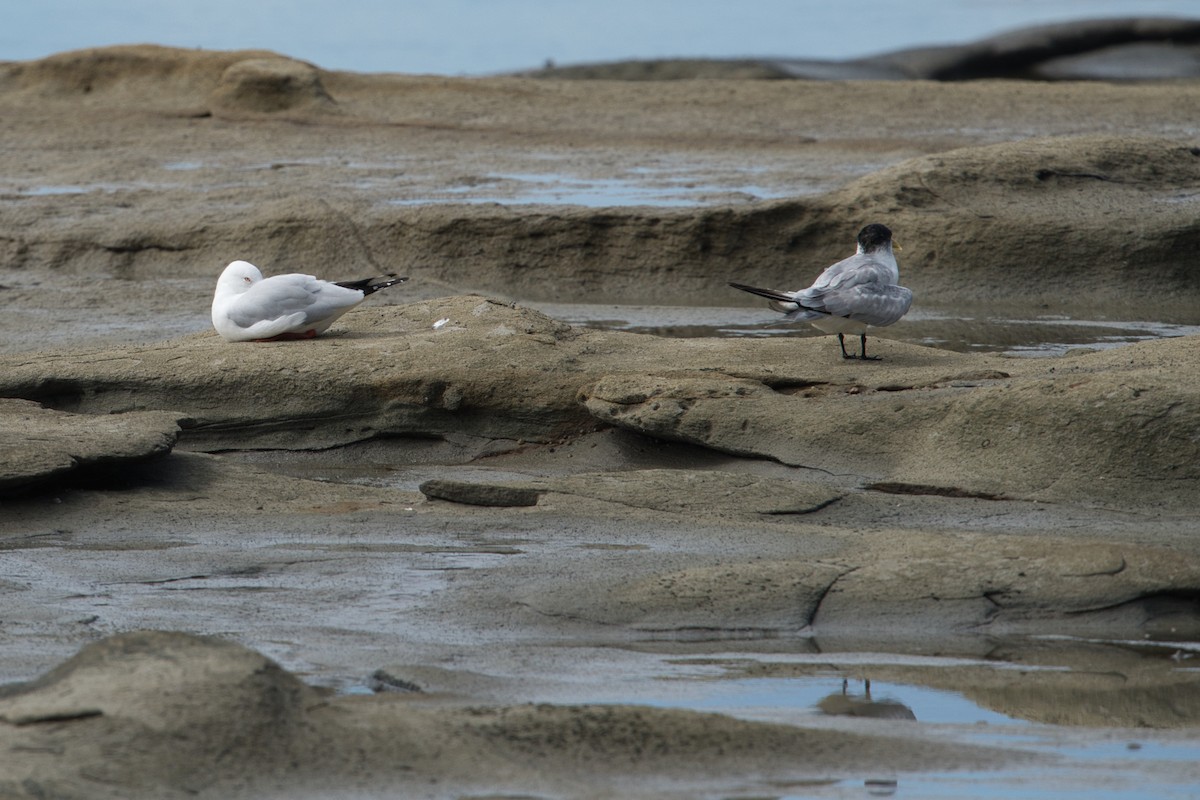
[336, 274, 408, 295]
[728, 281, 794, 305]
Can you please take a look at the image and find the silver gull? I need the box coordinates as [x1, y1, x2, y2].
[212, 260, 406, 342]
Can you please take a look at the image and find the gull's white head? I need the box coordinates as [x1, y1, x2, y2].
[215, 260, 263, 297]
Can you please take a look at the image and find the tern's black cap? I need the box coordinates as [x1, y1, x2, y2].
[857, 223, 893, 252]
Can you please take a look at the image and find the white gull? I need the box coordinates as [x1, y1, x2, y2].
[212, 260, 406, 342]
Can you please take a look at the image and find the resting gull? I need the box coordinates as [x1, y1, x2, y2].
[212, 260, 406, 342]
[729, 223, 912, 360]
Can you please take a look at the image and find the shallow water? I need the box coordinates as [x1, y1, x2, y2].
[341, 633, 1200, 799]
[1, 152, 865, 210]
[529, 301, 1200, 357]
[827, 757, 1200, 800]
[387, 166, 819, 207]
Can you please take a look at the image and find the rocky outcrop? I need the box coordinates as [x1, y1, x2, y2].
[514, 527, 1200, 639]
[421, 468, 844, 512]
[582, 332, 1200, 509]
[0, 44, 334, 118]
[208, 57, 338, 118]
[344, 136, 1200, 305]
[0, 398, 180, 495]
[0, 631, 318, 798]
[0, 297, 609, 451]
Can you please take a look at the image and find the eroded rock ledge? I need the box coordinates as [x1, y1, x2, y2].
[0, 398, 180, 495]
[3, 46, 1200, 309]
[0, 297, 1196, 510]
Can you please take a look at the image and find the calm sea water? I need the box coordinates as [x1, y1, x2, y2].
[3, 0, 1196, 75]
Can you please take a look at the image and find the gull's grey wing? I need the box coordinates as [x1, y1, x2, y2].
[225, 277, 320, 328]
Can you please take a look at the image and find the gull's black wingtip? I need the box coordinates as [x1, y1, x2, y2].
[364, 275, 407, 295]
[335, 275, 409, 295]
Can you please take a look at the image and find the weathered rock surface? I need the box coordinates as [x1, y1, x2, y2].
[583, 334, 1200, 510]
[0, 631, 318, 797]
[421, 468, 843, 514]
[513, 527, 1200, 638]
[0, 296, 612, 451]
[5, 443, 1195, 649]
[524, 557, 850, 632]
[812, 532, 1200, 638]
[208, 57, 337, 118]
[373, 134, 1200, 306]
[4, 134, 1198, 308]
[4, 46, 1200, 317]
[1, 298, 1196, 509]
[419, 477, 544, 506]
[0, 398, 180, 495]
[0, 631, 1018, 799]
[812, 135, 1200, 304]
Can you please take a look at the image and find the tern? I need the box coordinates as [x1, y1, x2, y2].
[729, 223, 912, 360]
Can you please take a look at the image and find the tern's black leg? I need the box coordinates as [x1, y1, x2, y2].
[837, 333, 853, 359]
[860, 333, 882, 361]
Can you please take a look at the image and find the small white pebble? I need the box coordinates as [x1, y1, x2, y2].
[432, 317, 450, 329]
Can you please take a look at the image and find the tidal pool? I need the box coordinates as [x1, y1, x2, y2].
[341, 635, 1200, 799]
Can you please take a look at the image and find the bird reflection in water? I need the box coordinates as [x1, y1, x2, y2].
[817, 678, 916, 721]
